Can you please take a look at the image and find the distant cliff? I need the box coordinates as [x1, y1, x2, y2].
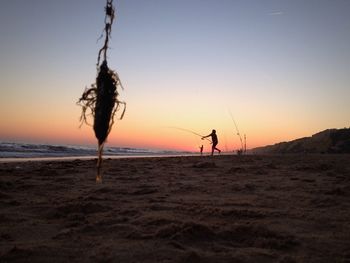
[252, 128, 350, 154]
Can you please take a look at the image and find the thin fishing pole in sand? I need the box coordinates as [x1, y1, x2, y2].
[228, 110, 244, 151]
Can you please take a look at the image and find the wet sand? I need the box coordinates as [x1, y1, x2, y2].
[0, 154, 349, 262]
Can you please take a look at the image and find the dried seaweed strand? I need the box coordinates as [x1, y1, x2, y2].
[78, 0, 126, 183]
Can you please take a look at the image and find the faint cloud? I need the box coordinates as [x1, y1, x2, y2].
[268, 11, 284, 16]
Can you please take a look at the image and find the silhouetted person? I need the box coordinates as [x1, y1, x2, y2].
[199, 145, 203, 155]
[202, 129, 221, 156]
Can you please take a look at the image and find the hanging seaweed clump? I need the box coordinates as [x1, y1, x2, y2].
[78, 0, 126, 183]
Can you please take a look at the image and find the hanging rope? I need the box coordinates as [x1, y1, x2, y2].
[97, 0, 115, 66]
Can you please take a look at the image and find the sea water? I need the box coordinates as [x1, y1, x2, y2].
[0, 141, 192, 162]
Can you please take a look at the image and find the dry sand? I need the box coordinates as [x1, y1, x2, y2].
[0, 154, 349, 262]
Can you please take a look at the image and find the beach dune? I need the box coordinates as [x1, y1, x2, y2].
[0, 154, 349, 262]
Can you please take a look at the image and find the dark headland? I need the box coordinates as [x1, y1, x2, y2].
[252, 128, 350, 154]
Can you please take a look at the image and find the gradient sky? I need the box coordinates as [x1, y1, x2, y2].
[1, 0, 349, 151]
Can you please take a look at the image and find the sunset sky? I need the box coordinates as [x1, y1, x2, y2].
[1, 0, 349, 152]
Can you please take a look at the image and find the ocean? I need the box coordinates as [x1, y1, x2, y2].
[0, 142, 192, 161]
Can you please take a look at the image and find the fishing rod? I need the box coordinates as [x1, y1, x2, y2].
[167, 126, 212, 143]
[244, 134, 247, 153]
[228, 110, 244, 151]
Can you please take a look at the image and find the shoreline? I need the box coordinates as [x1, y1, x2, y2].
[1, 152, 348, 163]
[0, 153, 203, 163]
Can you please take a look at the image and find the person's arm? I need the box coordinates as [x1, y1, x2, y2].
[202, 133, 211, 139]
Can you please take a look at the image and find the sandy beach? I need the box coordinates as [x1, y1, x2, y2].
[0, 154, 349, 262]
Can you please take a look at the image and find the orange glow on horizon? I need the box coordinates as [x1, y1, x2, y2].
[1, 101, 343, 152]
[1, 120, 300, 152]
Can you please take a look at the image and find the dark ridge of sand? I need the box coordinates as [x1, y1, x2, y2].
[0, 154, 349, 262]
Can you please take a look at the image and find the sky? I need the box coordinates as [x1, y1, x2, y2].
[0, 0, 349, 152]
